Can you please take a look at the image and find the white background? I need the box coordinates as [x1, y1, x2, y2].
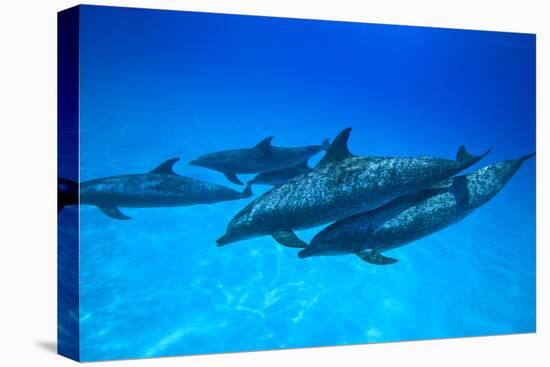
[0, 0, 547, 365]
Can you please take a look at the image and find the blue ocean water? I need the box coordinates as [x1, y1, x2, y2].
[74, 5, 535, 361]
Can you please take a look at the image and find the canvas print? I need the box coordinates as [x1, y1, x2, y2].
[57, 5, 536, 362]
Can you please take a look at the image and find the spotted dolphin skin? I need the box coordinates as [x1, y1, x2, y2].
[190, 137, 329, 185]
[248, 161, 312, 187]
[298, 153, 535, 265]
[79, 158, 253, 220]
[216, 128, 491, 247]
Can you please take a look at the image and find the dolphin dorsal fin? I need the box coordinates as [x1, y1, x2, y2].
[315, 128, 354, 169]
[254, 137, 274, 152]
[149, 158, 180, 174]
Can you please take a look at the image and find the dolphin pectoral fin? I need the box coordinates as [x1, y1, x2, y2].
[224, 172, 244, 185]
[356, 250, 398, 265]
[272, 231, 308, 248]
[98, 206, 131, 220]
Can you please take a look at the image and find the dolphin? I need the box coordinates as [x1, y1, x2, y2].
[190, 137, 330, 185]
[298, 153, 535, 264]
[80, 158, 253, 220]
[216, 128, 491, 247]
[58, 177, 79, 212]
[248, 162, 312, 187]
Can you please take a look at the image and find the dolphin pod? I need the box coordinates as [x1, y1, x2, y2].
[71, 158, 253, 219]
[216, 128, 492, 247]
[58, 127, 534, 266]
[58, 136, 328, 217]
[297, 153, 535, 264]
[190, 137, 330, 185]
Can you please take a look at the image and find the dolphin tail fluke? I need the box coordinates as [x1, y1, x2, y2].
[297, 247, 315, 258]
[511, 152, 536, 172]
[58, 177, 78, 212]
[58, 199, 74, 212]
[456, 145, 492, 168]
[356, 250, 398, 265]
[321, 138, 330, 151]
[98, 206, 132, 220]
[216, 233, 233, 247]
[241, 182, 253, 198]
[58, 196, 77, 212]
[272, 231, 308, 248]
[224, 172, 244, 185]
[519, 152, 536, 164]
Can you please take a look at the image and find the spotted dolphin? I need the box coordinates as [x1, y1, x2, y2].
[80, 158, 253, 220]
[248, 161, 312, 187]
[190, 137, 329, 185]
[216, 128, 491, 247]
[298, 153, 535, 264]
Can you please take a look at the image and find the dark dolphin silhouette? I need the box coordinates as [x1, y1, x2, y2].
[248, 162, 312, 187]
[217, 128, 491, 247]
[58, 177, 78, 212]
[79, 158, 253, 219]
[298, 153, 535, 264]
[190, 137, 329, 185]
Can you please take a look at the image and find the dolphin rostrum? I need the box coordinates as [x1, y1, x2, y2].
[248, 161, 312, 187]
[298, 153, 535, 264]
[190, 137, 329, 185]
[216, 128, 491, 247]
[79, 158, 253, 219]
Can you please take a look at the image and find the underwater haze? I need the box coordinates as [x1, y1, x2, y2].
[72, 5, 535, 361]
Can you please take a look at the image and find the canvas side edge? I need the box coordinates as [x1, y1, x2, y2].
[57, 5, 81, 362]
